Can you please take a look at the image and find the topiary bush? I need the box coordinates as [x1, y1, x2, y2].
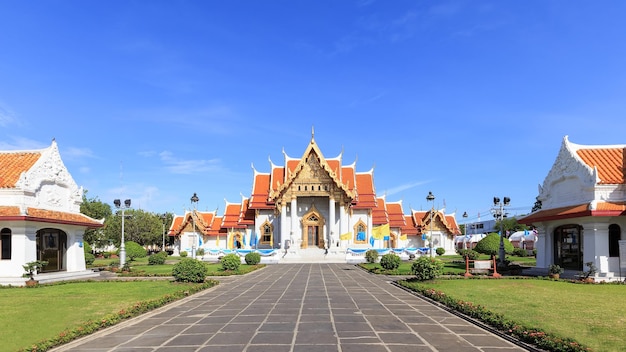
[435, 247, 445, 256]
[411, 256, 444, 281]
[180, 251, 188, 257]
[83, 242, 95, 265]
[512, 248, 527, 257]
[124, 241, 147, 261]
[148, 251, 168, 265]
[457, 249, 480, 260]
[365, 249, 379, 263]
[380, 253, 401, 270]
[245, 251, 261, 265]
[474, 233, 514, 258]
[172, 258, 208, 283]
[221, 253, 241, 271]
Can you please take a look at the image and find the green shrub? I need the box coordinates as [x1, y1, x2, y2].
[474, 233, 514, 258]
[84, 252, 95, 265]
[180, 251, 188, 257]
[365, 249, 379, 263]
[435, 247, 445, 256]
[196, 248, 205, 257]
[103, 252, 112, 259]
[124, 241, 147, 261]
[172, 258, 208, 283]
[411, 256, 444, 281]
[220, 253, 241, 271]
[457, 249, 480, 260]
[380, 253, 401, 270]
[512, 248, 527, 257]
[245, 251, 261, 265]
[148, 251, 168, 265]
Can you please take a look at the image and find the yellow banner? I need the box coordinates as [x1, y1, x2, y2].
[400, 234, 407, 241]
[340, 232, 352, 241]
[372, 224, 390, 240]
[216, 235, 220, 247]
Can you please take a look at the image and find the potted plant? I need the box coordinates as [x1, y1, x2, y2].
[579, 261, 597, 283]
[23, 260, 48, 286]
[548, 264, 564, 279]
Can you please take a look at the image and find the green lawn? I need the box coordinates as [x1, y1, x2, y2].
[401, 278, 626, 352]
[0, 281, 206, 352]
[360, 254, 536, 275]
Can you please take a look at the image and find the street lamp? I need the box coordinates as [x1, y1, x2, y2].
[462, 211, 468, 250]
[426, 191, 435, 257]
[492, 196, 511, 266]
[113, 199, 131, 267]
[190, 193, 199, 259]
[160, 214, 167, 252]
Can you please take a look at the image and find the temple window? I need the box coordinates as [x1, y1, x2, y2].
[354, 221, 367, 244]
[261, 222, 273, 245]
[0, 228, 11, 260]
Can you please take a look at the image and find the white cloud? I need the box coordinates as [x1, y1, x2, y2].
[0, 136, 48, 150]
[383, 180, 430, 196]
[0, 102, 17, 127]
[159, 150, 223, 175]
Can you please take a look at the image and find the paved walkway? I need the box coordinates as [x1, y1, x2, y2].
[52, 264, 530, 352]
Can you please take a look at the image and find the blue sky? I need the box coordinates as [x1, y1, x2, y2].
[2, 1, 626, 225]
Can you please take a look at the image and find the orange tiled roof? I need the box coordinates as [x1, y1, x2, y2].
[222, 202, 246, 229]
[0, 206, 103, 227]
[372, 197, 388, 225]
[577, 148, 625, 184]
[402, 215, 419, 235]
[387, 202, 406, 228]
[239, 198, 255, 225]
[249, 173, 273, 209]
[0, 151, 41, 188]
[519, 201, 626, 224]
[351, 172, 377, 209]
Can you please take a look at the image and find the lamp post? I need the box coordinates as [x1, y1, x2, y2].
[426, 191, 435, 257]
[160, 214, 167, 252]
[113, 199, 131, 267]
[462, 211, 468, 250]
[492, 196, 511, 266]
[190, 193, 199, 259]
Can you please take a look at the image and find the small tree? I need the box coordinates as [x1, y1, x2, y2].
[474, 233, 514, 258]
[245, 251, 261, 265]
[172, 258, 208, 283]
[365, 249, 379, 263]
[411, 256, 444, 281]
[380, 253, 401, 270]
[221, 253, 241, 271]
[23, 260, 48, 280]
[123, 241, 147, 261]
[435, 247, 445, 256]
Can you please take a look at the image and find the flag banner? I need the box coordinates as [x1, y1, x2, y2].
[383, 236, 390, 241]
[340, 232, 352, 241]
[216, 235, 220, 247]
[369, 236, 374, 246]
[357, 232, 366, 241]
[400, 234, 407, 241]
[198, 235, 203, 247]
[372, 224, 390, 240]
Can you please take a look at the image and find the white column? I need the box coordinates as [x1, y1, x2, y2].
[328, 197, 335, 248]
[368, 210, 374, 248]
[281, 203, 287, 249]
[291, 197, 298, 249]
[340, 203, 346, 248]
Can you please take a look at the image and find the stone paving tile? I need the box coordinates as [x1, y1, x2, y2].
[50, 264, 529, 352]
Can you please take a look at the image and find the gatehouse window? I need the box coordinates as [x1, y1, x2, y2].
[354, 221, 367, 244]
[1, 228, 11, 260]
[609, 224, 621, 257]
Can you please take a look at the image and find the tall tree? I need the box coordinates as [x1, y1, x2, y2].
[105, 209, 173, 248]
[79, 190, 112, 249]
